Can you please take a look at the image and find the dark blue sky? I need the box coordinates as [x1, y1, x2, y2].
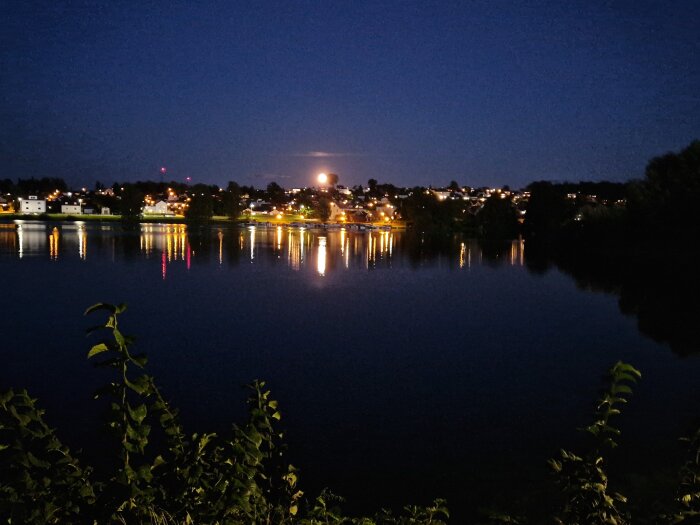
[2, 1, 699, 189]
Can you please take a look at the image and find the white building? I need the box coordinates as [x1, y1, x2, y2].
[61, 204, 82, 215]
[20, 196, 46, 214]
[143, 200, 173, 215]
[328, 201, 346, 222]
[101, 207, 111, 215]
[328, 201, 371, 223]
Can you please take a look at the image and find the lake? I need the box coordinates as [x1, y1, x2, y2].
[1, 220, 698, 520]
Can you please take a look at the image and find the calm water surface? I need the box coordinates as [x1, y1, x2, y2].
[1, 220, 698, 519]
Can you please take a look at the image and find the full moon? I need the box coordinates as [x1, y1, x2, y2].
[317, 173, 328, 184]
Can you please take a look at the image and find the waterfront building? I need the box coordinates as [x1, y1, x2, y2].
[19, 196, 46, 214]
[143, 200, 173, 215]
[61, 204, 82, 215]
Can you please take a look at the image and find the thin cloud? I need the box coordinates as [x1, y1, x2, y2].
[292, 151, 364, 158]
[253, 173, 291, 180]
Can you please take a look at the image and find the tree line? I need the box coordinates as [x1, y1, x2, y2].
[3, 140, 698, 238]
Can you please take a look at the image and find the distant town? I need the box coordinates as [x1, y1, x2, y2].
[0, 175, 628, 234]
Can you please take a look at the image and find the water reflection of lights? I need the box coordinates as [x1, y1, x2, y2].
[164, 225, 188, 262]
[5, 222, 531, 276]
[140, 224, 154, 256]
[340, 228, 349, 268]
[0, 224, 17, 255]
[248, 225, 256, 262]
[17, 223, 23, 259]
[288, 230, 301, 270]
[166, 230, 173, 262]
[507, 238, 525, 267]
[379, 230, 391, 257]
[76, 223, 86, 259]
[317, 236, 327, 276]
[137, 224, 193, 276]
[14, 221, 49, 259]
[458, 241, 475, 269]
[519, 238, 525, 266]
[49, 227, 60, 260]
[218, 230, 224, 265]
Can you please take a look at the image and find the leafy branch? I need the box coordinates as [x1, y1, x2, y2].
[549, 361, 641, 525]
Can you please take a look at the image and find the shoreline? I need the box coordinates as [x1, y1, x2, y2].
[0, 213, 406, 230]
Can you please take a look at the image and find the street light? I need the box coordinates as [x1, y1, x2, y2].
[317, 173, 328, 185]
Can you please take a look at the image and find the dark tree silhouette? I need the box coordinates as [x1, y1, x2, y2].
[627, 139, 700, 238]
[118, 185, 144, 219]
[316, 196, 331, 223]
[222, 181, 243, 219]
[524, 181, 574, 239]
[478, 194, 519, 238]
[265, 181, 286, 207]
[186, 184, 214, 220]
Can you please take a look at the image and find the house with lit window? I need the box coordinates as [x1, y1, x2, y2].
[20, 196, 46, 214]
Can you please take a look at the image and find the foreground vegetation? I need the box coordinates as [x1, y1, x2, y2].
[1, 304, 699, 524]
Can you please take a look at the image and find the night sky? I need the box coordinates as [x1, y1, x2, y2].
[2, 1, 699, 189]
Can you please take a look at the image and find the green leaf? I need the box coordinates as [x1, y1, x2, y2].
[125, 377, 147, 395]
[128, 403, 147, 424]
[285, 471, 298, 487]
[27, 452, 50, 469]
[0, 389, 13, 405]
[612, 384, 633, 395]
[125, 422, 138, 439]
[615, 372, 639, 383]
[130, 353, 148, 368]
[87, 343, 109, 359]
[84, 303, 116, 316]
[113, 328, 126, 347]
[197, 432, 217, 453]
[152, 455, 166, 469]
[10, 405, 31, 426]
